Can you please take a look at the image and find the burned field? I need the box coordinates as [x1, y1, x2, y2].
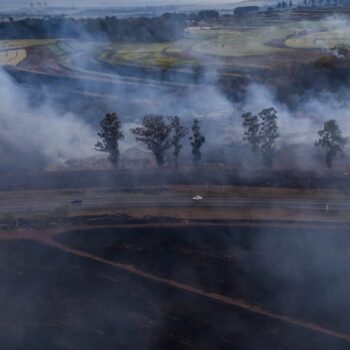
[1, 7, 350, 350]
[0, 224, 349, 349]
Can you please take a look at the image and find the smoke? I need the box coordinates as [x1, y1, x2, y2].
[4, 65, 350, 172]
[0, 68, 96, 170]
[3, 12, 350, 174]
[242, 84, 350, 142]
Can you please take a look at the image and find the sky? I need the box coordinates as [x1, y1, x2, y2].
[1, 0, 248, 9]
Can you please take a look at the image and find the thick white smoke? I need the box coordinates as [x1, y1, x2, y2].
[0, 69, 96, 167]
[240, 84, 350, 143]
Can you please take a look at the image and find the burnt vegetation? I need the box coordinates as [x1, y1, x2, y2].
[2, 227, 350, 350]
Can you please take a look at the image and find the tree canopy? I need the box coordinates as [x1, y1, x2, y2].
[131, 115, 172, 167]
[95, 113, 124, 167]
[190, 118, 206, 165]
[241, 107, 279, 167]
[258, 107, 279, 167]
[169, 116, 188, 171]
[0, 14, 186, 42]
[241, 112, 260, 154]
[315, 119, 347, 168]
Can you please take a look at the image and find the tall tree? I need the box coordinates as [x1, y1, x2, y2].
[241, 112, 260, 154]
[95, 113, 124, 167]
[315, 119, 347, 168]
[258, 108, 279, 167]
[169, 116, 188, 171]
[131, 115, 172, 167]
[190, 118, 206, 165]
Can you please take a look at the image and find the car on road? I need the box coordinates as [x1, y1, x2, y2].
[70, 198, 83, 205]
[193, 195, 203, 201]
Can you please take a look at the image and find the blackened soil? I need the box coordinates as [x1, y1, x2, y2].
[0, 224, 349, 349]
[57, 225, 350, 336]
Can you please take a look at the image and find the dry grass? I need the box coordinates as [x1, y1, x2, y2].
[0, 49, 27, 66]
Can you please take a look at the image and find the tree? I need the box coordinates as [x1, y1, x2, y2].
[258, 107, 279, 167]
[169, 116, 188, 171]
[131, 115, 172, 167]
[241, 112, 260, 154]
[198, 10, 220, 20]
[315, 119, 347, 168]
[190, 118, 206, 165]
[95, 113, 124, 167]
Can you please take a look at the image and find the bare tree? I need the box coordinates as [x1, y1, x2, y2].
[241, 112, 260, 154]
[95, 113, 124, 167]
[190, 118, 206, 165]
[131, 115, 172, 167]
[258, 107, 279, 167]
[315, 119, 347, 168]
[169, 116, 188, 171]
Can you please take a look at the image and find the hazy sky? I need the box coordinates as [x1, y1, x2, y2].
[1, 0, 247, 8]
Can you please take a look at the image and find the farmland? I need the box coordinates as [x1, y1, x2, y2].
[3, 13, 350, 87]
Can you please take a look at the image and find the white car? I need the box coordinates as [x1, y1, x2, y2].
[193, 195, 203, 201]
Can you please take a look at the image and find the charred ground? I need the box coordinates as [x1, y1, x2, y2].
[1, 222, 350, 349]
[1, 6, 350, 350]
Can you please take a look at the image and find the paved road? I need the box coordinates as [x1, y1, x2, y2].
[0, 195, 348, 214]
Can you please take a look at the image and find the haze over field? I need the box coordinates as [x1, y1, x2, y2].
[0, 0, 250, 9]
[0, 9, 350, 172]
[1, 4, 350, 350]
[0, 3, 349, 175]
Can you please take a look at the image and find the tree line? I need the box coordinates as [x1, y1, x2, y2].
[96, 109, 347, 170]
[95, 113, 205, 170]
[0, 14, 186, 42]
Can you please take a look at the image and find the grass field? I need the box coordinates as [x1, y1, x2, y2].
[95, 17, 350, 72]
[5, 14, 350, 81]
[0, 49, 26, 65]
[0, 39, 55, 66]
[100, 41, 198, 69]
[0, 39, 55, 51]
